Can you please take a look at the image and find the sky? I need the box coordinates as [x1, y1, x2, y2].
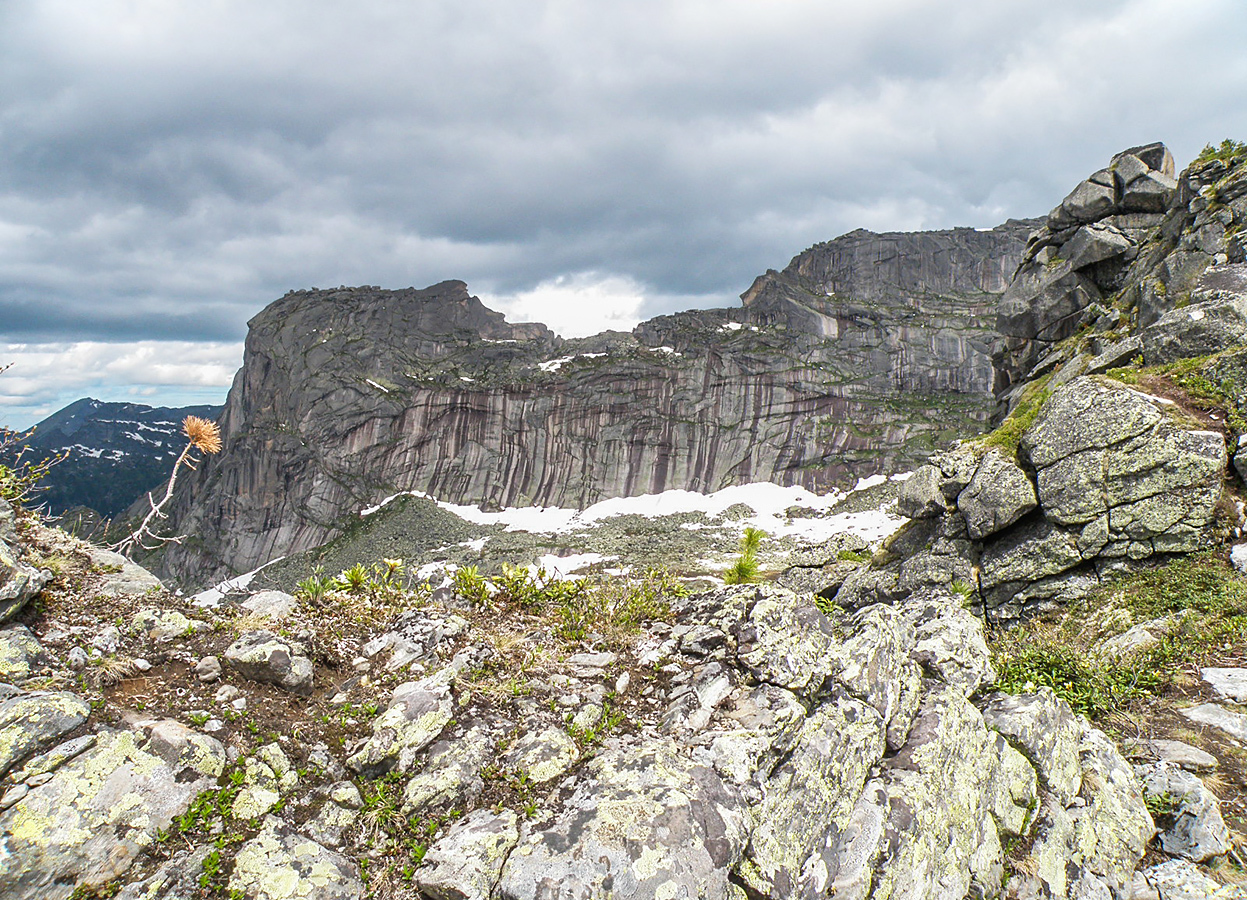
[2, 0, 1246, 428]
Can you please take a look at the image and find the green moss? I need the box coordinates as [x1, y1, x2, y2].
[976, 374, 1054, 458]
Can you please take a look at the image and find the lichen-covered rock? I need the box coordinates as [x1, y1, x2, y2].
[416, 809, 519, 900]
[303, 782, 360, 849]
[86, 547, 164, 597]
[981, 688, 1083, 801]
[1021, 378, 1225, 551]
[0, 624, 49, 682]
[1139, 762, 1229, 862]
[497, 740, 748, 900]
[0, 722, 225, 900]
[500, 726, 578, 784]
[826, 683, 1037, 900]
[224, 630, 314, 695]
[897, 465, 947, 519]
[402, 724, 496, 816]
[228, 816, 363, 900]
[1143, 293, 1247, 365]
[345, 674, 453, 777]
[903, 588, 996, 695]
[0, 689, 90, 778]
[732, 585, 843, 699]
[131, 607, 209, 642]
[0, 539, 51, 624]
[956, 449, 1038, 540]
[1132, 859, 1247, 899]
[1008, 722, 1152, 899]
[233, 742, 299, 820]
[738, 692, 886, 897]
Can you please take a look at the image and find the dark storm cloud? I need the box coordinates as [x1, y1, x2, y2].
[0, 0, 1245, 423]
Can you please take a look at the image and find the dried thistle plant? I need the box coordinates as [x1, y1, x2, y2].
[112, 415, 223, 557]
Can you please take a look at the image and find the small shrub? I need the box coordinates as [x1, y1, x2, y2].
[722, 527, 765, 584]
[1196, 139, 1247, 164]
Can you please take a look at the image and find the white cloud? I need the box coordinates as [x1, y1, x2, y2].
[484, 273, 648, 338]
[0, 340, 241, 429]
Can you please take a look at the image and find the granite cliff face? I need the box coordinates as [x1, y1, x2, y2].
[155, 225, 1032, 586]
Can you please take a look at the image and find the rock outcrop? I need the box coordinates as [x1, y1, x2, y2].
[151, 226, 1032, 587]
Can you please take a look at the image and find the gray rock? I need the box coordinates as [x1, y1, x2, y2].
[1009, 723, 1152, 899]
[1181, 703, 1247, 741]
[955, 449, 1038, 540]
[1201, 667, 1247, 703]
[303, 782, 361, 849]
[1021, 377, 1225, 553]
[0, 625, 48, 682]
[1126, 738, 1218, 773]
[0, 689, 91, 778]
[1098, 619, 1171, 659]
[402, 725, 496, 816]
[1062, 221, 1133, 270]
[416, 809, 519, 900]
[0, 539, 51, 624]
[85, 548, 163, 597]
[1232, 540, 1247, 574]
[1139, 762, 1229, 862]
[114, 846, 217, 900]
[1132, 859, 1247, 899]
[1084, 335, 1144, 375]
[6, 733, 96, 783]
[826, 684, 1037, 900]
[195, 655, 222, 682]
[228, 816, 363, 900]
[980, 519, 1087, 597]
[241, 589, 299, 621]
[1143, 294, 1247, 365]
[66, 646, 87, 670]
[345, 674, 453, 777]
[1051, 173, 1119, 227]
[132, 607, 209, 643]
[0, 720, 225, 900]
[981, 688, 1083, 802]
[224, 630, 314, 695]
[896, 465, 946, 519]
[903, 588, 996, 695]
[500, 726, 578, 783]
[739, 692, 886, 897]
[497, 740, 748, 900]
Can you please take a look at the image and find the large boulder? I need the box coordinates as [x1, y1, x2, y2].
[0, 720, 226, 900]
[1142, 263, 1247, 364]
[0, 539, 51, 625]
[224, 630, 314, 695]
[0, 689, 91, 778]
[955, 449, 1038, 540]
[345, 674, 454, 777]
[1020, 377, 1226, 555]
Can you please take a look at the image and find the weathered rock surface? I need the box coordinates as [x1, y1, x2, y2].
[1139, 762, 1229, 862]
[0, 539, 51, 624]
[228, 816, 363, 900]
[0, 719, 225, 900]
[345, 675, 454, 777]
[225, 630, 314, 694]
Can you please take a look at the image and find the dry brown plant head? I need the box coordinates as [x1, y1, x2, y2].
[183, 416, 222, 454]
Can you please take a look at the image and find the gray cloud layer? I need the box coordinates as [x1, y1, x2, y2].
[0, 0, 1245, 422]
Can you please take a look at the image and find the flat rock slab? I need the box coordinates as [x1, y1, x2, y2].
[229, 816, 362, 900]
[1180, 703, 1247, 741]
[1126, 738, 1218, 773]
[1200, 667, 1247, 703]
